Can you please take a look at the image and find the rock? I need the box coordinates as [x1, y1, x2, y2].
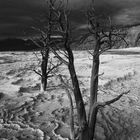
[0, 124, 3, 129]
[0, 119, 4, 123]
[34, 129, 44, 137]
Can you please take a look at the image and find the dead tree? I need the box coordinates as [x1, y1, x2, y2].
[31, 0, 63, 91]
[28, 0, 134, 140]
[32, 42, 50, 92]
[47, 1, 130, 140]
[84, 6, 130, 140]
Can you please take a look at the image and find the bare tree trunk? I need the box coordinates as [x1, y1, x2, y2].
[68, 62, 89, 140]
[41, 49, 49, 91]
[79, 127, 90, 140]
[88, 104, 99, 140]
[89, 41, 100, 108]
[65, 42, 88, 139]
[40, 0, 52, 92]
[66, 89, 75, 140]
[88, 35, 100, 139]
[68, 60, 87, 129]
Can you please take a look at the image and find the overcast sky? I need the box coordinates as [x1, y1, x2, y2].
[0, 0, 140, 39]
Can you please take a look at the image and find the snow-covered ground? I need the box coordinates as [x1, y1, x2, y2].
[0, 47, 140, 139]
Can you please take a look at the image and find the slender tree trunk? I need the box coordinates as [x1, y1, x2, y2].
[65, 43, 88, 139]
[89, 39, 100, 110]
[88, 34, 100, 139]
[88, 104, 99, 140]
[40, 0, 52, 92]
[41, 74, 47, 92]
[68, 61, 88, 130]
[66, 88, 75, 140]
[68, 62, 89, 140]
[41, 49, 49, 91]
[63, 13, 91, 139]
[79, 126, 90, 140]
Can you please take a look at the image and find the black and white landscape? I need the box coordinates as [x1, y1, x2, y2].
[1, 0, 140, 140]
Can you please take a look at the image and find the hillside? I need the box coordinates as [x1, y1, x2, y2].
[1, 25, 140, 52]
[0, 38, 37, 51]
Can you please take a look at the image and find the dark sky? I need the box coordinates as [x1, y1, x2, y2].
[0, 0, 140, 39]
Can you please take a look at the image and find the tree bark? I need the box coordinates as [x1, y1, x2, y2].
[66, 89, 75, 140]
[66, 44, 88, 139]
[79, 126, 90, 140]
[88, 33, 100, 139]
[41, 49, 49, 91]
[89, 38, 100, 109]
[68, 61, 88, 133]
[88, 104, 99, 140]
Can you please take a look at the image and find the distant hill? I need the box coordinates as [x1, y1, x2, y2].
[1, 25, 140, 51]
[126, 26, 140, 46]
[0, 38, 37, 51]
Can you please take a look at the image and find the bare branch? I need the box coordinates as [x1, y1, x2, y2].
[87, 50, 94, 56]
[98, 90, 130, 107]
[79, 32, 92, 44]
[98, 72, 104, 77]
[30, 38, 43, 48]
[33, 70, 42, 77]
[112, 33, 129, 47]
[32, 51, 41, 65]
[31, 26, 46, 36]
[50, 48, 69, 65]
[47, 61, 62, 75]
[57, 49, 69, 59]
[47, 75, 54, 78]
[88, 90, 130, 129]
[99, 46, 112, 55]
